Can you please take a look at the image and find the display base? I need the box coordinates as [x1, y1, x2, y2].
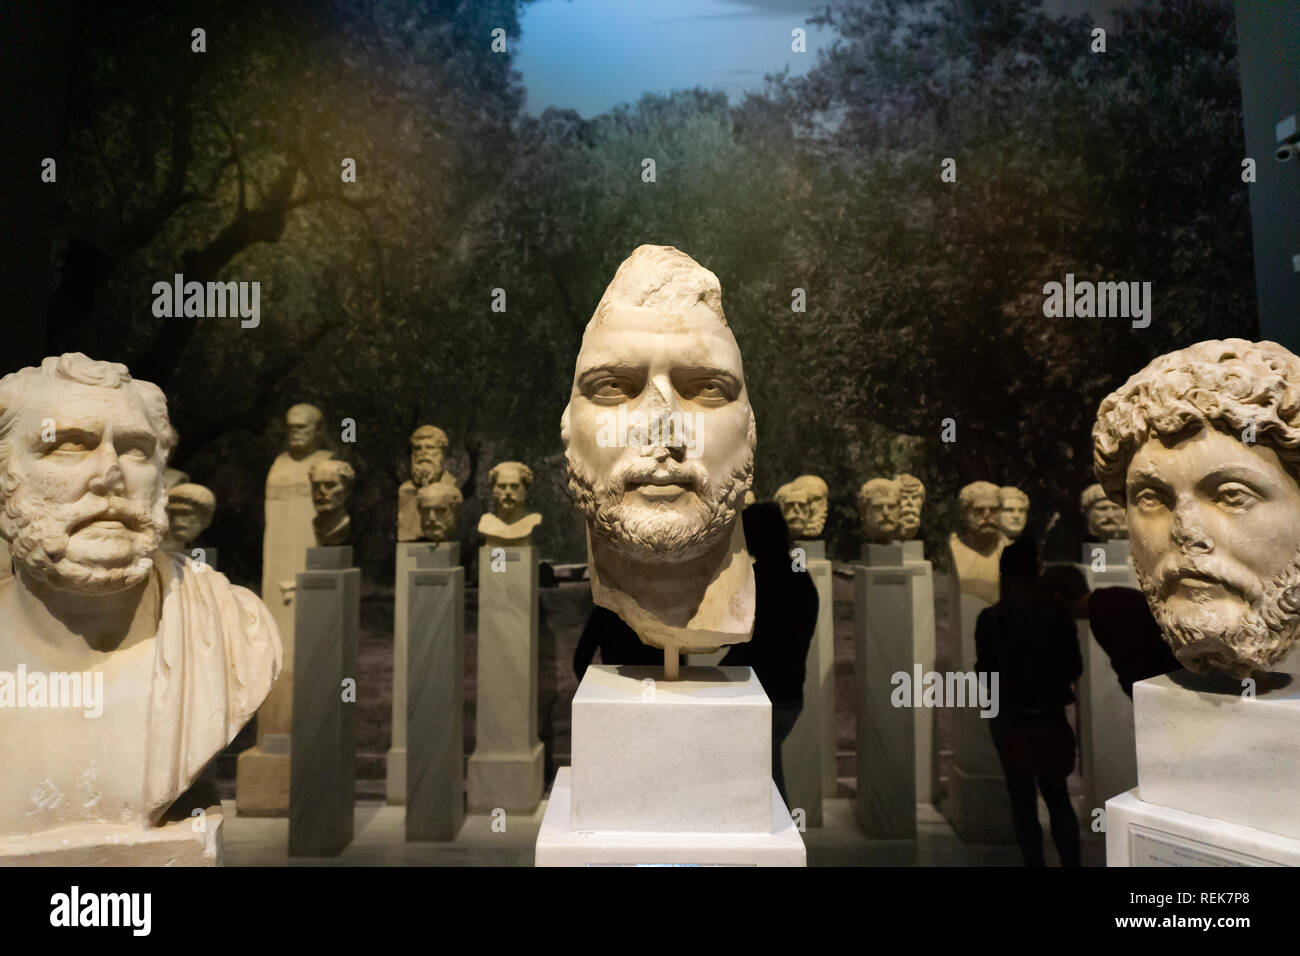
[467, 743, 545, 813]
[235, 746, 290, 817]
[1105, 789, 1299, 866]
[535, 768, 805, 866]
[0, 805, 222, 866]
[946, 765, 1016, 844]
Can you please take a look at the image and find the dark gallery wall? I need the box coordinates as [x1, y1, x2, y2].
[1235, 0, 1300, 351]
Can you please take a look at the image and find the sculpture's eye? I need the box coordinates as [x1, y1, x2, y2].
[1214, 482, 1259, 513]
[592, 377, 635, 399]
[1132, 488, 1166, 511]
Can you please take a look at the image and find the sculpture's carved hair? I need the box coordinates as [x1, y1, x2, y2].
[168, 482, 216, 517]
[287, 403, 324, 425]
[857, 477, 899, 510]
[1079, 483, 1108, 513]
[490, 461, 533, 489]
[999, 486, 1029, 506]
[409, 424, 449, 450]
[417, 482, 463, 508]
[894, 473, 925, 498]
[1093, 339, 1300, 502]
[774, 474, 827, 504]
[958, 480, 1002, 511]
[589, 245, 727, 329]
[309, 458, 355, 490]
[0, 353, 176, 491]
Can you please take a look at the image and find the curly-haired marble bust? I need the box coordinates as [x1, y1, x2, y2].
[1093, 339, 1300, 677]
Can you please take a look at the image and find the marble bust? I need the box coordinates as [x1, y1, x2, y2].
[561, 244, 756, 673]
[774, 474, 828, 539]
[948, 480, 1010, 604]
[1094, 339, 1300, 677]
[1080, 483, 1127, 540]
[161, 482, 215, 553]
[0, 353, 281, 848]
[477, 461, 541, 546]
[397, 425, 456, 542]
[894, 473, 925, 541]
[858, 477, 902, 543]
[417, 482, 463, 544]
[998, 486, 1029, 540]
[309, 459, 354, 547]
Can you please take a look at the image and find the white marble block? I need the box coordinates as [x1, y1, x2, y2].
[803, 551, 837, 797]
[388, 542, 460, 804]
[468, 545, 544, 812]
[1080, 540, 1132, 571]
[0, 803, 224, 866]
[1134, 670, 1300, 841]
[406, 567, 466, 841]
[1106, 789, 1300, 866]
[854, 560, 916, 838]
[288, 548, 359, 857]
[571, 665, 771, 833]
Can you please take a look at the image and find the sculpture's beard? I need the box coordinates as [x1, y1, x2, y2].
[411, 460, 441, 487]
[1135, 547, 1300, 678]
[1092, 516, 1127, 540]
[566, 448, 753, 563]
[898, 509, 921, 539]
[781, 507, 809, 538]
[806, 500, 828, 537]
[0, 478, 166, 593]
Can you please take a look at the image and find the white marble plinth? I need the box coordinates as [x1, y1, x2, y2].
[288, 552, 359, 856]
[468, 545, 543, 813]
[786, 543, 827, 827]
[388, 542, 460, 805]
[795, 539, 826, 561]
[406, 567, 466, 841]
[1106, 789, 1300, 866]
[536, 768, 806, 866]
[809, 557, 837, 797]
[862, 543, 905, 566]
[904, 554, 937, 805]
[571, 665, 771, 833]
[854, 562, 916, 838]
[1080, 540, 1132, 571]
[1135, 670, 1300, 841]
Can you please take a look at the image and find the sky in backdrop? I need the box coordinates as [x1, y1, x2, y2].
[516, 0, 1136, 118]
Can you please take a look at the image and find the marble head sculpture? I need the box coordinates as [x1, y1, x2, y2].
[561, 244, 757, 669]
[1094, 339, 1300, 678]
[398, 425, 455, 542]
[948, 480, 1009, 604]
[1080, 482, 1127, 540]
[477, 460, 541, 546]
[162, 482, 215, 553]
[858, 477, 902, 543]
[309, 459, 354, 546]
[774, 474, 828, 539]
[0, 353, 281, 843]
[417, 482, 463, 543]
[894, 473, 925, 540]
[998, 486, 1029, 540]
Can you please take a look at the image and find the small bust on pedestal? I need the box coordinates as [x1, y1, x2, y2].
[477, 461, 541, 547]
[162, 482, 215, 554]
[775, 475, 828, 539]
[894, 473, 926, 541]
[397, 425, 457, 542]
[310, 460, 355, 547]
[858, 477, 902, 543]
[948, 481, 1009, 604]
[417, 482, 463, 543]
[1080, 483, 1128, 541]
[998, 486, 1029, 541]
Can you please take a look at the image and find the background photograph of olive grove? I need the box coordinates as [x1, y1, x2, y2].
[30, 0, 1254, 587]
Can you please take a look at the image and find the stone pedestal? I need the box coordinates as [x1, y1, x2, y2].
[786, 538, 827, 826]
[810, 552, 836, 799]
[288, 547, 358, 857]
[902, 545, 937, 806]
[239, 457, 327, 816]
[535, 665, 805, 865]
[1076, 544, 1139, 818]
[944, 552, 1015, 843]
[388, 542, 460, 805]
[1107, 667, 1300, 865]
[854, 554, 916, 838]
[406, 566, 466, 842]
[468, 545, 544, 813]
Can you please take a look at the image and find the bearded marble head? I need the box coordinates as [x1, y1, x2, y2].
[0, 354, 173, 594]
[858, 477, 902, 543]
[164, 482, 215, 551]
[958, 481, 1004, 550]
[417, 481, 462, 543]
[1081, 483, 1127, 540]
[894, 473, 925, 540]
[1094, 339, 1300, 677]
[409, 425, 449, 488]
[775, 474, 828, 539]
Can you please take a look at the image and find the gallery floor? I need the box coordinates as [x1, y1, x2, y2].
[218, 569, 1107, 865]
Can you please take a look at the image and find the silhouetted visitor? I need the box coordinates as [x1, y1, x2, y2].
[720, 502, 819, 805]
[1040, 564, 1181, 698]
[975, 537, 1083, 867]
